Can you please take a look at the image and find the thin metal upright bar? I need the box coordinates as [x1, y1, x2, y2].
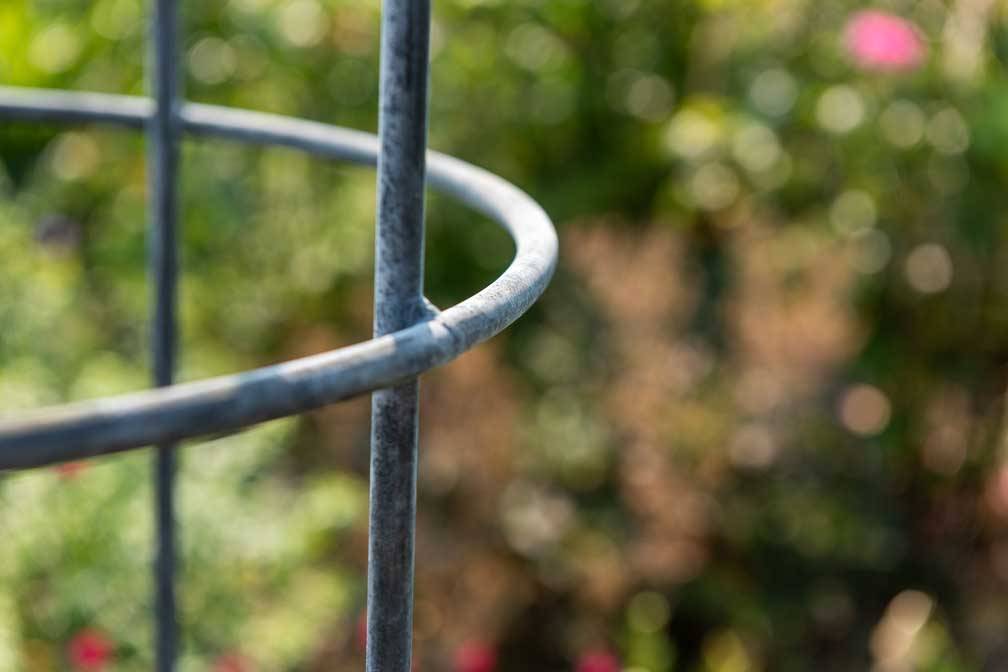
[147, 1, 181, 670]
[366, 0, 431, 670]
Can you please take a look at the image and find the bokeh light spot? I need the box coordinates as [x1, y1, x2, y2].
[627, 591, 671, 633]
[91, 0, 141, 40]
[904, 243, 953, 294]
[879, 100, 925, 148]
[732, 122, 781, 175]
[849, 229, 892, 274]
[729, 424, 778, 470]
[277, 0, 327, 48]
[870, 590, 934, 668]
[702, 630, 753, 672]
[748, 68, 798, 118]
[816, 85, 865, 134]
[30, 24, 82, 74]
[189, 37, 238, 85]
[829, 189, 876, 236]
[926, 108, 970, 155]
[625, 74, 675, 122]
[505, 23, 568, 72]
[839, 384, 891, 436]
[49, 133, 101, 182]
[664, 108, 722, 159]
[689, 162, 739, 211]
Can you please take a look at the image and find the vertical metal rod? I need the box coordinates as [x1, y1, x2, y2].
[148, 1, 181, 670]
[366, 0, 431, 671]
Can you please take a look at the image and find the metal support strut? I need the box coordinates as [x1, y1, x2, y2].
[366, 1, 432, 671]
[148, 0, 181, 669]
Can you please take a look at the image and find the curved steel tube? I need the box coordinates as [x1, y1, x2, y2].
[0, 87, 558, 469]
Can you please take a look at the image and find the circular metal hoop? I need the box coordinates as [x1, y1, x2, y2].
[0, 87, 558, 470]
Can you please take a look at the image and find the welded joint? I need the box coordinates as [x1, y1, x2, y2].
[420, 296, 441, 320]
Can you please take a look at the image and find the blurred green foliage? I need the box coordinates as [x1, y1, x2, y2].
[6, 0, 1008, 671]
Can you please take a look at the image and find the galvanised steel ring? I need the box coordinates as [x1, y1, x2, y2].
[0, 86, 558, 468]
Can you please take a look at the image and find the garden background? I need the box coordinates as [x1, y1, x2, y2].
[2, 0, 1008, 670]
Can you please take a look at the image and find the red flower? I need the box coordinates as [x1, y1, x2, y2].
[213, 652, 254, 672]
[55, 461, 89, 479]
[68, 628, 114, 671]
[576, 650, 620, 672]
[454, 642, 497, 672]
[356, 611, 368, 652]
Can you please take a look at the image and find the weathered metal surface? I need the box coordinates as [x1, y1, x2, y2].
[367, 0, 431, 670]
[147, 1, 181, 669]
[0, 2, 557, 665]
[0, 88, 558, 470]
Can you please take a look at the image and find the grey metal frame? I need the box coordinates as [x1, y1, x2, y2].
[0, 1, 557, 670]
[149, 2, 182, 668]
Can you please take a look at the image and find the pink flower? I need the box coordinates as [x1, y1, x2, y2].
[576, 650, 620, 672]
[844, 10, 926, 72]
[68, 628, 114, 671]
[213, 652, 254, 672]
[453, 642, 497, 672]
